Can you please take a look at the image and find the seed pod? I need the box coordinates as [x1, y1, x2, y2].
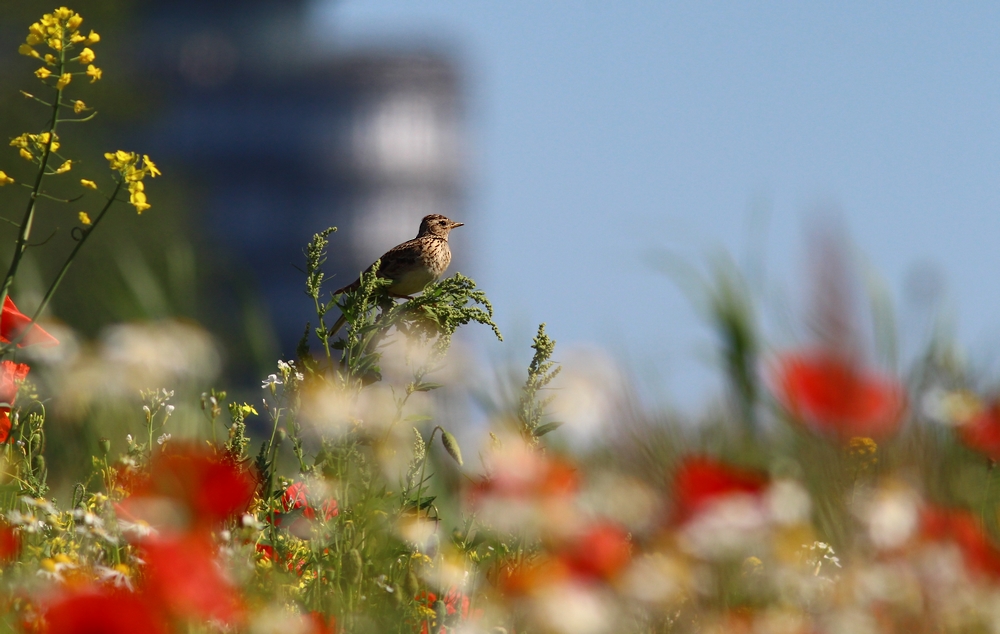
[349, 548, 363, 585]
[30, 433, 42, 453]
[32, 455, 45, 474]
[98, 438, 111, 455]
[434, 599, 447, 628]
[406, 569, 420, 598]
[440, 431, 463, 466]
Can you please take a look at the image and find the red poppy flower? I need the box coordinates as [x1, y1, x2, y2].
[921, 506, 1000, 579]
[44, 589, 166, 634]
[280, 481, 338, 521]
[140, 533, 244, 624]
[415, 587, 481, 634]
[307, 611, 338, 634]
[0, 360, 29, 443]
[118, 444, 256, 531]
[0, 296, 58, 348]
[956, 401, 1000, 461]
[558, 521, 632, 581]
[770, 349, 906, 441]
[671, 456, 767, 525]
[0, 523, 20, 562]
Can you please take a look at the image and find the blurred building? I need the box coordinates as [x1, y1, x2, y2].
[136, 0, 465, 356]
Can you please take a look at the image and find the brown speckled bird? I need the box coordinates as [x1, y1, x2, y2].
[328, 214, 463, 335]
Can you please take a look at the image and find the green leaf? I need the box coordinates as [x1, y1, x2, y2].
[533, 421, 564, 437]
[410, 382, 443, 393]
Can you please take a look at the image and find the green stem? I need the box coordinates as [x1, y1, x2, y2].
[0, 52, 68, 325]
[412, 426, 443, 523]
[0, 181, 122, 354]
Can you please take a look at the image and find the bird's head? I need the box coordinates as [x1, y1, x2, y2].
[417, 214, 464, 238]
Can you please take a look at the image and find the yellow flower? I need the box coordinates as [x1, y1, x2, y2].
[18, 44, 39, 58]
[77, 48, 95, 64]
[85, 31, 100, 45]
[48, 38, 62, 52]
[34, 67, 51, 79]
[143, 155, 161, 177]
[67, 14, 83, 31]
[54, 8, 73, 21]
[86, 65, 102, 83]
[72, 100, 86, 114]
[80, 179, 97, 189]
[27, 24, 44, 45]
[43, 54, 57, 66]
[54, 160, 72, 175]
[70, 33, 85, 44]
[19, 148, 33, 162]
[10, 135, 28, 149]
[55, 73, 72, 90]
[105, 150, 136, 172]
[78, 211, 91, 226]
[130, 189, 150, 214]
[0, 172, 14, 186]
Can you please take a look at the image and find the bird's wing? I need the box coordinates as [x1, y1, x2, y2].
[373, 239, 425, 281]
[333, 239, 424, 295]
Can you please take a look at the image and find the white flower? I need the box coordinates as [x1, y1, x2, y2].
[95, 564, 133, 590]
[262, 374, 282, 389]
[165, 404, 175, 415]
[156, 433, 172, 445]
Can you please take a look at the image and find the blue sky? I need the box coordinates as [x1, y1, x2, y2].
[310, 1, 1000, 407]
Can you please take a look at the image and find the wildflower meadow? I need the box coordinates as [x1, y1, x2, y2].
[0, 7, 999, 634]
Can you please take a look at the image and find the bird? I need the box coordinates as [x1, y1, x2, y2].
[327, 213, 464, 336]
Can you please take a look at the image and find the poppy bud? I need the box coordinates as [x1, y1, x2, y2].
[441, 431, 463, 467]
[98, 437, 110, 455]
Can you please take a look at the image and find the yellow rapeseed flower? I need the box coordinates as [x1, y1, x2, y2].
[54, 160, 72, 174]
[67, 14, 83, 31]
[72, 100, 86, 114]
[43, 53, 57, 66]
[80, 179, 97, 189]
[0, 172, 14, 186]
[54, 8, 73, 21]
[48, 38, 62, 52]
[130, 190, 150, 214]
[18, 44, 39, 58]
[78, 211, 91, 226]
[19, 149, 33, 162]
[143, 155, 161, 177]
[85, 30, 100, 45]
[86, 65, 102, 83]
[34, 67, 51, 79]
[55, 73, 72, 90]
[78, 47, 95, 65]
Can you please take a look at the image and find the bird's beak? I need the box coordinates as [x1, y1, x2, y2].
[451, 221, 464, 228]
